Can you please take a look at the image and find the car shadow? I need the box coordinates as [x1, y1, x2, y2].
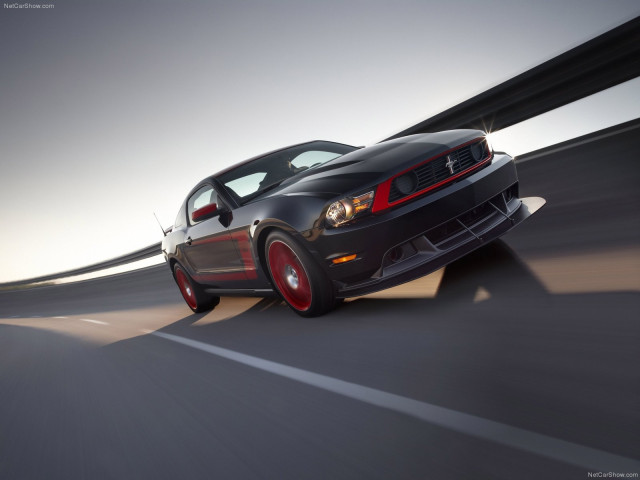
[335, 240, 550, 319]
[149, 240, 557, 341]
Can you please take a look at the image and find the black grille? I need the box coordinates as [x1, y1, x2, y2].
[388, 140, 489, 203]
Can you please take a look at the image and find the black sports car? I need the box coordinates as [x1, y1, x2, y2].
[162, 130, 545, 316]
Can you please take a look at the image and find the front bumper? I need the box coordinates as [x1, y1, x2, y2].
[309, 155, 545, 297]
[336, 196, 544, 297]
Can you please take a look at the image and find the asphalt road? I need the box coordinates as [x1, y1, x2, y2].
[1, 124, 639, 479]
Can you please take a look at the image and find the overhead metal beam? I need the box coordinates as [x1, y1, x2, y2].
[384, 16, 640, 140]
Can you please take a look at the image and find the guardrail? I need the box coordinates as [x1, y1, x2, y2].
[3, 16, 638, 288]
[513, 117, 640, 163]
[1, 243, 162, 288]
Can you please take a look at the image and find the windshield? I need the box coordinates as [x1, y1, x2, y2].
[218, 141, 357, 204]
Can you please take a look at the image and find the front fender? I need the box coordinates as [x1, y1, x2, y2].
[249, 193, 330, 265]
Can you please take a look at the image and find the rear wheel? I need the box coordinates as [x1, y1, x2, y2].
[265, 231, 336, 317]
[173, 264, 220, 313]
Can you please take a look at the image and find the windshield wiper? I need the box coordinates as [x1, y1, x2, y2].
[242, 180, 286, 203]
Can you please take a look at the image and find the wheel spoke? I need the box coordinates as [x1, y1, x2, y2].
[268, 241, 312, 311]
[176, 269, 198, 310]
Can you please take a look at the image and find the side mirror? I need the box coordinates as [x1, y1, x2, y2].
[192, 203, 219, 222]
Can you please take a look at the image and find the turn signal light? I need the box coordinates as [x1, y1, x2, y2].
[332, 254, 357, 264]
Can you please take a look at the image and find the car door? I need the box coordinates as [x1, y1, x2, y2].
[181, 184, 247, 284]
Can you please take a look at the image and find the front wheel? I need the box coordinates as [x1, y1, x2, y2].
[173, 264, 220, 313]
[265, 231, 336, 317]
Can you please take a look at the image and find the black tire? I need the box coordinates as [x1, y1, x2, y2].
[265, 230, 337, 317]
[173, 264, 220, 313]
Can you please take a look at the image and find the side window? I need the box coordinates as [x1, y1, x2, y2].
[187, 185, 218, 225]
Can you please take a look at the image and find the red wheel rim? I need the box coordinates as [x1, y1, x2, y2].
[268, 241, 312, 311]
[176, 268, 198, 310]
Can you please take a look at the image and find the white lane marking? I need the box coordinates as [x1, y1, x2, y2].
[53, 316, 67, 319]
[30, 315, 42, 318]
[153, 331, 640, 472]
[79, 318, 109, 326]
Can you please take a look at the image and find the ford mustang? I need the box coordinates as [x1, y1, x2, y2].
[162, 130, 545, 316]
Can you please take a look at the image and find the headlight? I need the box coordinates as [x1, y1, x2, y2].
[326, 191, 374, 227]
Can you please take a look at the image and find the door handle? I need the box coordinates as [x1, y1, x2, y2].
[185, 236, 192, 246]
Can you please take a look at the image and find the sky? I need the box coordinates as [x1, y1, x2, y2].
[1, 0, 639, 283]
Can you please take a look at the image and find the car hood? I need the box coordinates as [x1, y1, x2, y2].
[266, 129, 485, 200]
